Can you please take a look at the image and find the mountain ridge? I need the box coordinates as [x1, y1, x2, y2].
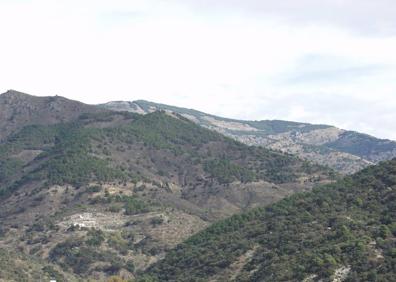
[0, 100, 334, 280]
[0, 89, 104, 141]
[101, 100, 396, 174]
[0, 90, 394, 281]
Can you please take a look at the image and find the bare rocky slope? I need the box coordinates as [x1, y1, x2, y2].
[0, 91, 334, 281]
[101, 100, 396, 174]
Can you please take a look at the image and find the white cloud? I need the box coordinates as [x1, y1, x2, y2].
[0, 0, 395, 140]
[175, 0, 396, 36]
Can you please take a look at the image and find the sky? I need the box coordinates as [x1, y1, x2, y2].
[0, 0, 396, 140]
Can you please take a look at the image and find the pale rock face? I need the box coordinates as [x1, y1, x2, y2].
[201, 116, 259, 132]
[103, 101, 147, 114]
[303, 266, 351, 282]
[180, 113, 200, 123]
[332, 266, 351, 282]
[269, 127, 345, 146]
[303, 274, 318, 282]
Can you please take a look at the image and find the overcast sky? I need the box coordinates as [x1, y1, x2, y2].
[1, 0, 395, 140]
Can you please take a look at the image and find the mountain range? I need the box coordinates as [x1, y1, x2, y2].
[0, 90, 333, 281]
[0, 90, 395, 281]
[102, 100, 396, 174]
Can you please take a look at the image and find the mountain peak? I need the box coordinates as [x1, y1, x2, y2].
[0, 90, 103, 141]
[1, 89, 32, 99]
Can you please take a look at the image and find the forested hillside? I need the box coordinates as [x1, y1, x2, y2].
[147, 159, 396, 281]
[102, 100, 396, 174]
[0, 105, 333, 280]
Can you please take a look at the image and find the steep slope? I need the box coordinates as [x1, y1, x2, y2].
[101, 100, 396, 174]
[0, 110, 334, 280]
[0, 90, 103, 141]
[147, 159, 396, 282]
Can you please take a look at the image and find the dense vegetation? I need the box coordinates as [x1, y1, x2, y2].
[115, 111, 219, 149]
[0, 111, 331, 199]
[43, 124, 128, 186]
[204, 158, 256, 184]
[147, 159, 396, 281]
[0, 158, 23, 183]
[327, 131, 396, 161]
[90, 193, 151, 215]
[49, 234, 135, 276]
[0, 121, 129, 198]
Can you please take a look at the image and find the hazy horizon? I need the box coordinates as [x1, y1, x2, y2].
[1, 1, 395, 140]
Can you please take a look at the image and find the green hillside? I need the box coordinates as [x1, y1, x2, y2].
[327, 131, 396, 162]
[147, 159, 396, 281]
[0, 111, 330, 198]
[0, 110, 334, 280]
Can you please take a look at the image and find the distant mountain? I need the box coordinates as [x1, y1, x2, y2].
[0, 97, 333, 280]
[146, 159, 396, 282]
[0, 90, 103, 141]
[101, 100, 396, 174]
